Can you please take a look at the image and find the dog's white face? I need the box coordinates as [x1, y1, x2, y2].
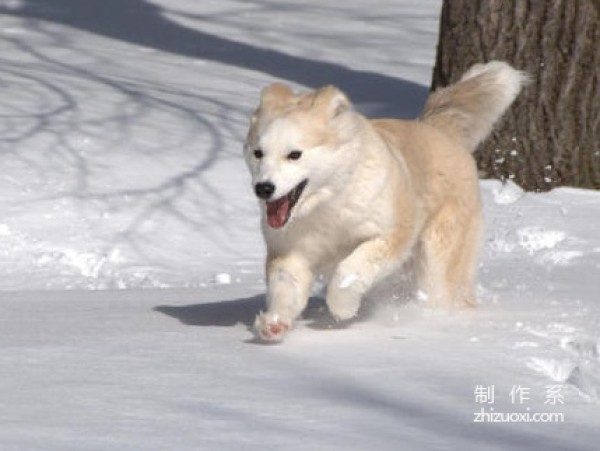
[244, 84, 358, 230]
[245, 116, 311, 228]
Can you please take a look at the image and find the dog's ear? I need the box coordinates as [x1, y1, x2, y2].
[259, 83, 295, 112]
[311, 85, 351, 118]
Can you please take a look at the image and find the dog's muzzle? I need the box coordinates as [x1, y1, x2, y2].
[265, 179, 308, 229]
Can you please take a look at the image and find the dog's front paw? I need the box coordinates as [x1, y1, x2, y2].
[254, 312, 291, 342]
[326, 272, 364, 321]
[328, 301, 360, 322]
[326, 289, 362, 321]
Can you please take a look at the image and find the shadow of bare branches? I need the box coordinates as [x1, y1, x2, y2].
[0, 0, 429, 286]
[0, 0, 428, 118]
[0, 39, 243, 284]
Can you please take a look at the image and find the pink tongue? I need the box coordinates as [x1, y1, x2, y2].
[266, 196, 290, 228]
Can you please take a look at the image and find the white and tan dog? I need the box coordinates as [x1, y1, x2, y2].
[244, 61, 526, 341]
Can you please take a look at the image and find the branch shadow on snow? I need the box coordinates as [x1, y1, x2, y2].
[0, 0, 430, 282]
[0, 0, 429, 119]
[0, 15, 246, 267]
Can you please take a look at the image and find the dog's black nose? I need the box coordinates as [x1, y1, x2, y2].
[255, 182, 275, 200]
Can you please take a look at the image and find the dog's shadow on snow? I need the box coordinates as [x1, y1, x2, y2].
[154, 295, 363, 334]
[155, 295, 265, 329]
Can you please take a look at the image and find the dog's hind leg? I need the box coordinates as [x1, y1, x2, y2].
[254, 254, 314, 341]
[418, 203, 483, 308]
[326, 230, 414, 321]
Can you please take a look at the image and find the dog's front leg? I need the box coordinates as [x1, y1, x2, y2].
[327, 235, 411, 321]
[254, 254, 314, 341]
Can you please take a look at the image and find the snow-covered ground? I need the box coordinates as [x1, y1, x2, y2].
[0, 1, 599, 449]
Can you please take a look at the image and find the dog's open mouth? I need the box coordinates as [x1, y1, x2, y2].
[266, 179, 308, 229]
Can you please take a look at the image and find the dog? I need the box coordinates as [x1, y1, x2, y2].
[244, 61, 526, 341]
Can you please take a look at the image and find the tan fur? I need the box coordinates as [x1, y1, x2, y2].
[421, 61, 529, 152]
[244, 61, 526, 340]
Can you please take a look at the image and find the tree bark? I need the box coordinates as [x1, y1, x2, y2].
[432, 0, 600, 191]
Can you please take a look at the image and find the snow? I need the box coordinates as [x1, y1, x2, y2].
[214, 272, 232, 285]
[338, 273, 358, 289]
[0, 0, 599, 449]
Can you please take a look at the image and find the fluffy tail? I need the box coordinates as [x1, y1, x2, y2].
[420, 61, 528, 152]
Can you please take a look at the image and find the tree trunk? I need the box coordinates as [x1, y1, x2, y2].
[431, 0, 600, 191]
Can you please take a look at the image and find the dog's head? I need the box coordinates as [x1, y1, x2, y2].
[244, 83, 359, 229]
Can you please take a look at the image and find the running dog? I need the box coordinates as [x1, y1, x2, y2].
[244, 61, 526, 341]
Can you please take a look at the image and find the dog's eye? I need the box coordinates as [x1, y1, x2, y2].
[253, 149, 264, 159]
[287, 150, 302, 160]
